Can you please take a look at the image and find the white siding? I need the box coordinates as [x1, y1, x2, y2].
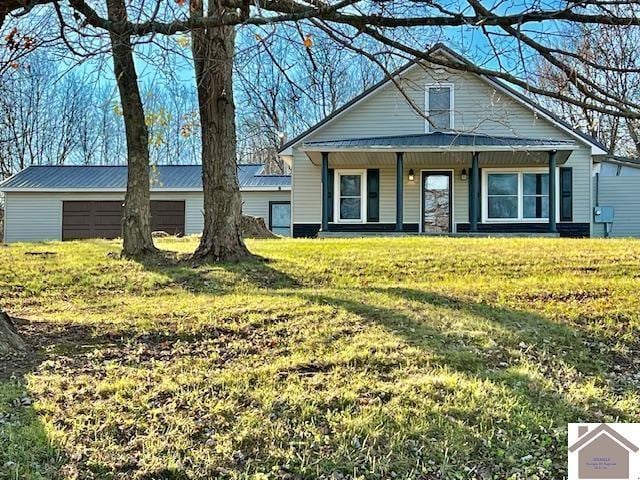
[3, 190, 290, 243]
[242, 191, 291, 224]
[292, 65, 594, 227]
[5, 193, 63, 243]
[592, 177, 640, 237]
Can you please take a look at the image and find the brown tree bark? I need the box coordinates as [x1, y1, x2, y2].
[106, 0, 156, 258]
[190, 1, 249, 262]
[0, 311, 26, 355]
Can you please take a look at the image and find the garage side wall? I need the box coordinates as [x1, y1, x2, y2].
[5, 192, 64, 243]
[592, 176, 640, 237]
[173, 191, 291, 235]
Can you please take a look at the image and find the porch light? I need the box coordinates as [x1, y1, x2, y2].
[461, 168, 468, 180]
[408, 169, 415, 182]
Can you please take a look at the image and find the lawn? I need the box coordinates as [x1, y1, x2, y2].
[1, 237, 640, 480]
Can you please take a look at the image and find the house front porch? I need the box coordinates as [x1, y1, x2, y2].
[294, 133, 589, 238]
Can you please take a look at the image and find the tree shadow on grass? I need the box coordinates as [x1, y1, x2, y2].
[262, 287, 633, 476]
[5, 248, 635, 479]
[137, 250, 301, 293]
[287, 286, 633, 419]
[1, 318, 216, 480]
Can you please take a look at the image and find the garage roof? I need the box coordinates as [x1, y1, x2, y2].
[0, 164, 291, 192]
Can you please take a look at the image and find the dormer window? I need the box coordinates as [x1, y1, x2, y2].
[426, 84, 453, 132]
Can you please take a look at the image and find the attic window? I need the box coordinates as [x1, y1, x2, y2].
[426, 84, 453, 132]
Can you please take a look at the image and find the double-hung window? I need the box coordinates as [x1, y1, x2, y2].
[334, 170, 366, 222]
[484, 170, 553, 222]
[486, 173, 519, 219]
[522, 173, 549, 219]
[426, 84, 453, 132]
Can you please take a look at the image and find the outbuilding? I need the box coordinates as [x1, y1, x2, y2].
[0, 164, 291, 243]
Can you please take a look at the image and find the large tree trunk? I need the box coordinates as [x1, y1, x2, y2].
[0, 311, 26, 355]
[190, 2, 250, 262]
[106, 0, 156, 258]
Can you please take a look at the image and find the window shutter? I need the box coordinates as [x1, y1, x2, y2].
[560, 167, 573, 221]
[367, 169, 380, 222]
[328, 169, 334, 222]
[477, 168, 482, 222]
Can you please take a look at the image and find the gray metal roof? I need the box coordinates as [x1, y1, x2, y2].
[603, 155, 640, 167]
[0, 164, 290, 191]
[303, 132, 576, 150]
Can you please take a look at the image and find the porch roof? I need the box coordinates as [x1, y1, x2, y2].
[302, 132, 576, 153]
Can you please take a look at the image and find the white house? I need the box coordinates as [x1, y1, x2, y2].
[279, 44, 608, 238]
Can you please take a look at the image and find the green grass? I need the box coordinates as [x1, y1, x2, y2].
[1, 236, 639, 479]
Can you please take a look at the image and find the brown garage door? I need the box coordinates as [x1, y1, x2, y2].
[150, 201, 185, 235]
[62, 201, 185, 240]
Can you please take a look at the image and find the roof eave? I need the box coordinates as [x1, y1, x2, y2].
[0, 186, 291, 193]
[301, 144, 577, 153]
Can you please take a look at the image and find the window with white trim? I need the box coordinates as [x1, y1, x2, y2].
[522, 173, 549, 219]
[334, 170, 366, 222]
[484, 170, 552, 221]
[426, 84, 453, 132]
[487, 173, 519, 219]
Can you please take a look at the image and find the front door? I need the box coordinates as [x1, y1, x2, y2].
[422, 171, 452, 233]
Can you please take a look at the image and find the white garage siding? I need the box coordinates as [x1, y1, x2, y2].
[592, 176, 640, 237]
[243, 191, 291, 225]
[3, 190, 291, 243]
[182, 190, 291, 234]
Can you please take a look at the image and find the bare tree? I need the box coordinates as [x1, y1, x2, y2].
[235, 25, 386, 173]
[0, 52, 87, 175]
[190, 0, 248, 261]
[535, 21, 640, 156]
[106, 0, 156, 257]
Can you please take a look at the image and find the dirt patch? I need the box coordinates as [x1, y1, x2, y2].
[518, 289, 612, 303]
[0, 316, 291, 380]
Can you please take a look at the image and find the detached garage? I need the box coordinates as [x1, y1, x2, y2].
[0, 164, 291, 243]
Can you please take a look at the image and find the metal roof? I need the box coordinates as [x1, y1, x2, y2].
[0, 164, 290, 191]
[602, 155, 640, 168]
[279, 43, 608, 155]
[303, 132, 576, 150]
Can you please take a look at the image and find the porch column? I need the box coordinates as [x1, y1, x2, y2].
[470, 152, 479, 232]
[396, 152, 404, 231]
[548, 150, 557, 233]
[321, 151, 329, 231]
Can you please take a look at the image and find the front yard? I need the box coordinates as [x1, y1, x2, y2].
[1, 237, 639, 479]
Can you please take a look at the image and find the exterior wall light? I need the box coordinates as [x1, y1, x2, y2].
[461, 168, 468, 180]
[408, 169, 415, 182]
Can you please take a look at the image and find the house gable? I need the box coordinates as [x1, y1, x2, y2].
[281, 46, 606, 156]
